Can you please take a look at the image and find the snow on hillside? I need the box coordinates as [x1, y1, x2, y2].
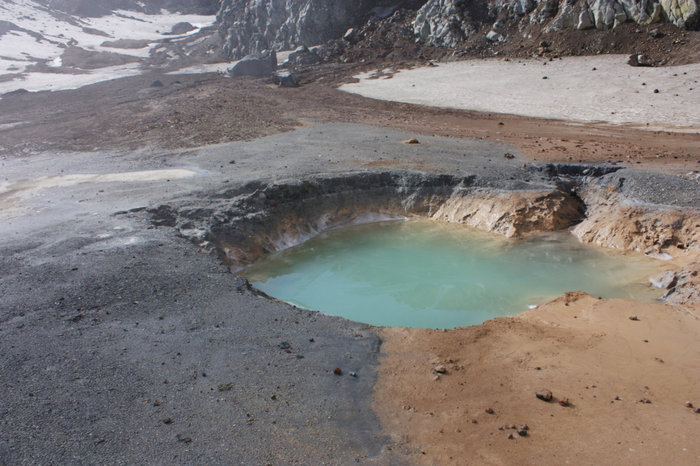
[0, 0, 215, 94]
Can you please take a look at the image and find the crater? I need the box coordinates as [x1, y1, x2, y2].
[154, 167, 699, 323]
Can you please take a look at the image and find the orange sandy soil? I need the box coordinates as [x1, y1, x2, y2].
[375, 292, 700, 465]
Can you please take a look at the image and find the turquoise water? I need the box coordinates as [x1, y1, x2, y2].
[242, 220, 661, 329]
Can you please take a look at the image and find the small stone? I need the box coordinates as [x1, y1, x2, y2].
[653, 89, 660, 94]
[218, 382, 233, 392]
[485, 408, 495, 414]
[558, 398, 570, 407]
[629, 316, 640, 321]
[504, 152, 515, 159]
[639, 398, 652, 404]
[176, 434, 192, 443]
[507, 433, 515, 439]
[333, 368, 343, 375]
[685, 401, 694, 408]
[498, 121, 504, 126]
[536, 389, 553, 402]
[542, 76, 548, 79]
[434, 364, 447, 374]
[349, 371, 357, 377]
[162, 418, 172, 424]
[517, 427, 528, 437]
[694, 407, 700, 414]
[403, 138, 420, 144]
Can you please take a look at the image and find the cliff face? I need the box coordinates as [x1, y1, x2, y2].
[216, 0, 698, 58]
[414, 0, 699, 47]
[217, 0, 423, 58]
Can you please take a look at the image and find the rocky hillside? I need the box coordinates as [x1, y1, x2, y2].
[36, 0, 220, 16]
[414, 0, 699, 47]
[217, 0, 699, 59]
[217, 0, 424, 58]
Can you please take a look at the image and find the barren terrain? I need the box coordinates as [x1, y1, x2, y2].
[1, 16, 699, 465]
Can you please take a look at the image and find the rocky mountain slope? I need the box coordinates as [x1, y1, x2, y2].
[217, 0, 699, 59]
[36, 0, 221, 16]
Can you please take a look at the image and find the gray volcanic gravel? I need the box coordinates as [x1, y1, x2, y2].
[1, 123, 695, 464]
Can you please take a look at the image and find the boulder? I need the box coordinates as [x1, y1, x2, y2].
[272, 70, 298, 87]
[228, 51, 277, 77]
[628, 53, 653, 66]
[166, 22, 196, 35]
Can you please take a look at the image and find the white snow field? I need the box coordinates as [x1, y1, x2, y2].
[340, 55, 700, 131]
[0, 0, 216, 94]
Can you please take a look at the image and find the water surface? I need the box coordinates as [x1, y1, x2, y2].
[242, 220, 661, 328]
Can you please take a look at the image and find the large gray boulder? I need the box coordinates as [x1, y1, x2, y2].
[227, 50, 277, 77]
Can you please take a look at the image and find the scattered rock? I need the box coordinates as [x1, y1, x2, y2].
[343, 28, 356, 42]
[485, 407, 495, 414]
[167, 22, 196, 35]
[506, 432, 515, 439]
[433, 364, 447, 374]
[176, 434, 192, 443]
[639, 398, 652, 404]
[536, 389, 553, 402]
[272, 70, 298, 87]
[278, 342, 291, 350]
[333, 367, 343, 375]
[162, 418, 172, 424]
[650, 271, 678, 290]
[349, 371, 357, 377]
[558, 397, 571, 407]
[629, 316, 640, 321]
[654, 89, 660, 94]
[504, 152, 516, 159]
[695, 407, 700, 414]
[628, 54, 653, 67]
[486, 30, 504, 42]
[403, 138, 420, 144]
[218, 382, 234, 392]
[150, 80, 164, 88]
[648, 28, 664, 38]
[287, 46, 321, 66]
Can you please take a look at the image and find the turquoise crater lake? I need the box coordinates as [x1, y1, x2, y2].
[242, 220, 661, 329]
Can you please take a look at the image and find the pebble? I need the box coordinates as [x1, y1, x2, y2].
[507, 433, 515, 439]
[349, 371, 357, 377]
[403, 138, 420, 144]
[685, 401, 694, 408]
[558, 398, 570, 407]
[485, 408, 495, 414]
[629, 316, 640, 321]
[162, 418, 172, 424]
[333, 368, 343, 375]
[536, 389, 553, 402]
[434, 364, 447, 374]
[638, 398, 652, 404]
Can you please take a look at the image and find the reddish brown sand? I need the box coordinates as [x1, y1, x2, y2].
[376, 293, 700, 465]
